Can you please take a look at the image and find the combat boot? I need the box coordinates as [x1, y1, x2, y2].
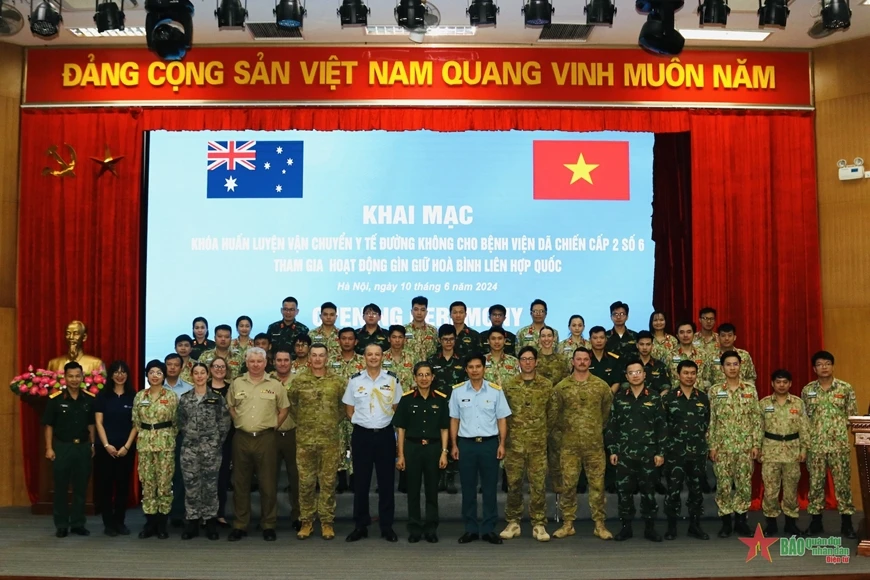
[664, 516, 678, 540]
[644, 519, 662, 542]
[734, 513, 752, 537]
[156, 514, 170, 540]
[841, 514, 857, 539]
[805, 513, 823, 535]
[181, 519, 199, 540]
[296, 521, 313, 539]
[593, 520, 613, 540]
[614, 519, 633, 541]
[499, 521, 521, 540]
[687, 515, 709, 540]
[532, 525, 550, 542]
[138, 515, 156, 539]
[552, 523, 575, 539]
[205, 518, 219, 541]
[764, 516, 778, 537]
[321, 522, 335, 540]
[446, 473, 458, 495]
[783, 516, 801, 536]
[718, 514, 733, 538]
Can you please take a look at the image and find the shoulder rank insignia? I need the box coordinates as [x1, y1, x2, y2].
[350, 371, 363, 378]
[452, 382, 466, 389]
[402, 390, 415, 397]
[386, 370, 398, 378]
[83, 389, 96, 397]
[433, 390, 447, 398]
[488, 383, 502, 391]
[608, 352, 620, 359]
[49, 390, 63, 399]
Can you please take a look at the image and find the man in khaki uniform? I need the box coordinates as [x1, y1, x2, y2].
[271, 345, 300, 531]
[226, 347, 290, 542]
[309, 301, 341, 359]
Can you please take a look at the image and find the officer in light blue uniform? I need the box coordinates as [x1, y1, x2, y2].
[449, 352, 511, 545]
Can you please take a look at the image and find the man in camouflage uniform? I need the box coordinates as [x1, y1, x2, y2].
[481, 304, 517, 356]
[427, 324, 467, 493]
[802, 350, 858, 539]
[450, 301, 481, 360]
[405, 296, 439, 362]
[309, 301, 341, 359]
[707, 323, 757, 389]
[355, 303, 389, 355]
[330, 327, 366, 492]
[290, 344, 347, 540]
[693, 307, 719, 358]
[384, 325, 416, 392]
[516, 299, 560, 351]
[759, 369, 808, 537]
[536, 327, 569, 385]
[668, 322, 711, 392]
[499, 346, 554, 542]
[605, 301, 639, 358]
[634, 331, 670, 394]
[484, 328, 520, 387]
[267, 297, 310, 353]
[549, 348, 613, 541]
[707, 350, 761, 538]
[605, 360, 666, 542]
[199, 325, 245, 380]
[662, 360, 710, 541]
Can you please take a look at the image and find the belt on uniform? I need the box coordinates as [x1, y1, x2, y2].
[355, 426, 391, 433]
[406, 436, 437, 445]
[278, 429, 295, 436]
[239, 428, 274, 437]
[139, 421, 173, 431]
[53, 437, 89, 444]
[764, 432, 800, 442]
[459, 435, 498, 443]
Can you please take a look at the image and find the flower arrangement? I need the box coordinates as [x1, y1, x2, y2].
[9, 366, 106, 398]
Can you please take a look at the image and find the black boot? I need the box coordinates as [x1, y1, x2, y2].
[614, 519, 633, 541]
[205, 518, 219, 541]
[783, 516, 801, 536]
[138, 515, 156, 539]
[718, 514, 733, 538]
[397, 470, 407, 494]
[438, 472, 447, 492]
[644, 519, 662, 542]
[181, 519, 199, 540]
[734, 512, 752, 537]
[336, 471, 348, 494]
[687, 515, 709, 540]
[156, 514, 170, 540]
[805, 513, 823, 535]
[764, 516, 778, 537]
[841, 514, 857, 539]
[664, 517, 677, 541]
[446, 473, 458, 495]
[501, 469, 508, 493]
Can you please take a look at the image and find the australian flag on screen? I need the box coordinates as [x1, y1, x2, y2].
[206, 140, 304, 199]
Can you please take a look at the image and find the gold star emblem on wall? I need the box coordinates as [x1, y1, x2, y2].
[90, 145, 125, 177]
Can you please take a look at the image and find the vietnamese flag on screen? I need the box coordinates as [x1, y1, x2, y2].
[532, 140, 630, 201]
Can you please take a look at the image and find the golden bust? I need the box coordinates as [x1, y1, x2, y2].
[47, 320, 105, 375]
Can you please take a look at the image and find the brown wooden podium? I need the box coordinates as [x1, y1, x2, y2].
[850, 416, 870, 557]
[25, 396, 95, 516]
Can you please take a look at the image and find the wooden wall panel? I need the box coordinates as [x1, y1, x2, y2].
[814, 36, 870, 103]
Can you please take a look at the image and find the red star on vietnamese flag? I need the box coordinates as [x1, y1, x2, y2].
[739, 524, 778, 562]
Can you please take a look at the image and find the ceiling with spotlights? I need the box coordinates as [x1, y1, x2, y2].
[3, 0, 869, 49]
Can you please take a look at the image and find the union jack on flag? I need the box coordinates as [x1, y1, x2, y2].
[206, 139, 304, 199]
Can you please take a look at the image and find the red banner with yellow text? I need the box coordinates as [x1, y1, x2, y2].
[24, 46, 812, 109]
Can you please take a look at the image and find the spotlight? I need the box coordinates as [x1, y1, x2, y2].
[585, 0, 616, 25]
[29, 0, 62, 39]
[275, 0, 305, 29]
[468, 0, 498, 26]
[821, 0, 850, 29]
[638, 5, 685, 56]
[757, 0, 788, 28]
[522, 0, 553, 27]
[338, 0, 369, 27]
[215, 0, 246, 30]
[395, 0, 424, 30]
[698, 0, 728, 25]
[94, 0, 125, 32]
[145, 0, 194, 61]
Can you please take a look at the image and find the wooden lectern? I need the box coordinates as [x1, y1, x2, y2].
[850, 416, 870, 557]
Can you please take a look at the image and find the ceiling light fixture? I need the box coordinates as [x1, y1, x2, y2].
[29, 0, 62, 39]
[338, 0, 369, 27]
[638, 3, 686, 56]
[585, 0, 616, 25]
[522, 0, 553, 27]
[467, 0, 498, 26]
[698, 0, 728, 26]
[757, 0, 788, 28]
[821, 0, 850, 29]
[275, 0, 305, 29]
[145, 0, 194, 61]
[94, 0, 124, 32]
[215, 0, 246, 30]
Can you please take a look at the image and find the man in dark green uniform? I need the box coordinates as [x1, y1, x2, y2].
[661, 360, 710, 541]
[605, 359, 666, 542]
[605, 301, 639, 358]
[480, 305, 517, 356]
[394, 361, 450, 543]
[427, 324, 467, 493]
[43, 362, 96, 537]
[635, 331, 671, 394]
[267, 296, 310, 351]
[450, 301, 481, 360]
[355, 303, 389, 355]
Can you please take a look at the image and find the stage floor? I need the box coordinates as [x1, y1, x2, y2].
[0, 505, 868, 580]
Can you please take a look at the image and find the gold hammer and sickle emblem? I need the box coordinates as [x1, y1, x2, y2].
[42, 144, 77, 177]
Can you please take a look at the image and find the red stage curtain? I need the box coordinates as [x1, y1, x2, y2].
[18, 107, 821, 509]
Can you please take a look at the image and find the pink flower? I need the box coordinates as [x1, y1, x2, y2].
[27, 365, 33, 372]
[18, 386, 28, 395]
[59, 378, 66, 385]
[49, 379, 57, 387]
[89, 386, 99, 394]
[38, 387, 48, 397]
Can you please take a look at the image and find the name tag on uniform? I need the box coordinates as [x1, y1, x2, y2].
[806, 391, 817, 398]
[672, 357, 681, 363]
[383, 360, 393, 368]
[713, 358, 721, 365]
[405, 332, 414, 339]
[485, 361, 492, 367]
[60, 403, 69, 408]
[331, 362, 341, 368]
[139, 400, 151, 406]
[717, 392, 727, 398]
[314, 335, 323, 341]
[205, 399, 219, 405]
[764, 406, 775, 413]
[433, 365, 443, 370]
[525, 333, 534, 339]
[642, 402, 654, 407]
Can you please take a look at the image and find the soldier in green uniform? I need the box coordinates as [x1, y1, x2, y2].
[198, 325, 245, 380]
[549, 348, 614, 541]
[267, 297, 310, 353]
[634, 331, 670, 394]
[406, 296, 439, 362]
[516, 299, 560, 351]
[693, 307, 720, 358]
[450, 301, 481, 360]
[707, 350, 761, 538]
[481, 304, 517, 356]
[499, 347, 554, 542]
[650, 311, 678, 363]
[43, 362, 96, 537]
[707, 323, 757, 388]
[427, 324, 467, 493]
[174, 334, 195, 384]
[662, 360, 710, 541]
[802, 350, 858, 538]
[484, 328, 520, 386]
[384, 325, 416, 392]
[759, 369, 808, 537]
[290, 344, 347, 540]
[605, 360, 666, 542]
[308, 301, 341, 359]
[330, 327, 366, 493]
[605, 301, 638, 358]
[394, 361, 450, 543]
[558, 315, 592, 358]
[668, 322, 711, 392]
[535, 327, 569, 493]
[355, 303, 389, 355]
[231, 315, 254, 355]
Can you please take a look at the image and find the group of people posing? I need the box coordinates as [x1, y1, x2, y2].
[42, 297, 860, 546]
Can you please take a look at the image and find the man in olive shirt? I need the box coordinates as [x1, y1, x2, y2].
[226, 347, 290, 542]
[43, 362, 96, 537]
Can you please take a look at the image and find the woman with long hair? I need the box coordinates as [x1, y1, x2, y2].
[649, 310, 678, 362]
[94, 360, 138, 536]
